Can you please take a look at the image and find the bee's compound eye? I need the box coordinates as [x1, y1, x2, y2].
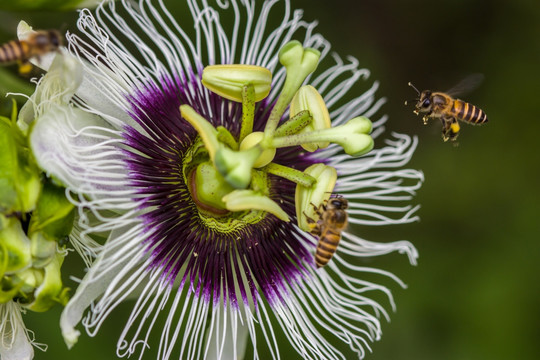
[422, 99, 431, 107]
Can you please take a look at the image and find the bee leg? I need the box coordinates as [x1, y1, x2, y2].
[17, 60, 33, 76]
[448, 118, 460, 141]
[441, 116, 459, 142]
[304, 211, 321, 236]
[421, 111, 433, 125]
[310, 202, 325, 217]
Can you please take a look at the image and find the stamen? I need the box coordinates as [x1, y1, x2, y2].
[270, 116, 374, 156]
[262, 41, 321, 144]
[273, 110, 312, 137]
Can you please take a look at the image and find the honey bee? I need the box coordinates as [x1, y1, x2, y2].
[406, 75, 489, 141]
[0, 30, 62, 75]
[305, 196, 348, 268]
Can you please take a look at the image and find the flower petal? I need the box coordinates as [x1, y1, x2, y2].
[0, 302, 35, 360]
[30, 103, 128, 196]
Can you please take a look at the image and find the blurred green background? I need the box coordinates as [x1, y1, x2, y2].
[2, 0, 539, 359]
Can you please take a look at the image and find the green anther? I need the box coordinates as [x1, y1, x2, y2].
[270, 116, 374, 156]
[180, 105, 220, 161]
[222, 190, 290, 222]
[239, 83, 256, 143]
[274, 110, 313, 138]
[290, 85, 332, 151]
[295, 163, 337, 232]
[263, 41, 321, 142]
[217, 126, 238, 150]
[214, 146, 262, 189]
[202, 64, 272, 103]
[262, 163, 316, 188]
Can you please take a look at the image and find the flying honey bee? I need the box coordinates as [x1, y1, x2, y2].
[405, 75, 489, 141]
[305, 196, 348, 268]
[0, 30, 62, 75]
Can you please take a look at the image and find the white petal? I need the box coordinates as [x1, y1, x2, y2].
[18, 53, 83, 133]
[61, 224, 145, 348]
[205, 307, 249, 360]
[0, 303, 35, 360]
[30, 102, 129, 196]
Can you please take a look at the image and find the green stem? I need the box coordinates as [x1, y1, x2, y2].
[269, 128, 339, 148]
[262, 41, 321, 144]
[262, 88, 295, 142]
[274, 110, 312, 137]
[262, 163, 316, 188]
[239, 84, 255, 143]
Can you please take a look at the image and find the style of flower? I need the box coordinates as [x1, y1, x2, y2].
[21, 0, 423, 359]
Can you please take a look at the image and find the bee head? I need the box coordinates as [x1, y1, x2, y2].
[328, 197, 348, 210]
[406, 82, 433, 114]
[47, 30, 62, 49]
[416, 90, 433, 113]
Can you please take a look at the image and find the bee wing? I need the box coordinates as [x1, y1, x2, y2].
[446, 73, 484, 97]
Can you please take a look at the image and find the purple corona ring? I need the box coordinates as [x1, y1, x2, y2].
[22, 0, 423, 359]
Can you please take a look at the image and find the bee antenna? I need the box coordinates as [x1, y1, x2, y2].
[408, 82, 421, 95]
[404, 99, 417, 106]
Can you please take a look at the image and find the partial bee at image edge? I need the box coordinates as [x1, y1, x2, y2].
[0, 28, 62, 76]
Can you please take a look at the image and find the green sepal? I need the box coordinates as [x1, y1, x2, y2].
[0, 102, 41, 214]
[0, 281, 23, 303]
[29, 180, 75, 242]
[25, 252, 69, 312]
[0, 215, 32, 275]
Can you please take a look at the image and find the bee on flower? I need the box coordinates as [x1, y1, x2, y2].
[17, 0, 423, 359]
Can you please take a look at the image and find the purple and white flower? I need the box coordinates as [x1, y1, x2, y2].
[21, 0, 423, 358]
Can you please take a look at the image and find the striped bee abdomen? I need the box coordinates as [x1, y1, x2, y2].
[452, 99, 489, 125]
[315, 229, 342, 268]
[0, 40, 30, 64]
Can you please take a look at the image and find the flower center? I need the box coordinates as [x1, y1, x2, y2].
[183, 138, 269, 232]
[181, 40, 375, 231]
